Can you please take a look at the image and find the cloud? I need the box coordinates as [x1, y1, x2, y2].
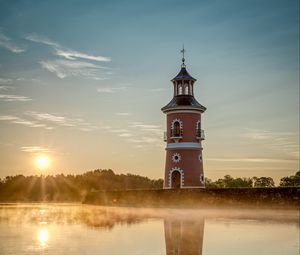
[109, 129, 130, 133]
[25, 111, 98, 131]
[206, 157, 297, 163]
[148, 88, 168, 92]
[0, 86, 11, 91]
[242, 129, 295, 140]
[21, 146, 52, 153]
[0, 112, 97, 131]
[0, 78, 13, 84]
[130, 124, 161, 129]
[97, 87, 126, 93]
[0, 115, 50, 128]
[24, 34, 60, 47]
[115, 112, 131, 116]
[55, 49, 111, 62]
[118, 133, 133, 137]
[40, 59, 108, 79]
[125, 121, 164, 148]
[0, 33, 24, 53]
[26, 111, 70, 125]
[127, 138, 143, 143]
[0, 94, 31, 102]
[24, 33, 111, 79]
[242, 129, 299, 158]
[25, 33, 110, 62]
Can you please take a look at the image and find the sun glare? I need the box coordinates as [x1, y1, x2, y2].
[38, 228, 49, 247]
[35, 155, 50, 170]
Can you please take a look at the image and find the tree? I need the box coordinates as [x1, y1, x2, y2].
[253, 177, 275, 187]
[206, 175, 252, 188]
[279, 171, 300, 187]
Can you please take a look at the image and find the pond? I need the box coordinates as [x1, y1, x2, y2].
[0, 204, 298, 254]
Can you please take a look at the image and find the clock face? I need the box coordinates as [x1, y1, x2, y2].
[172, 153, 181, 163]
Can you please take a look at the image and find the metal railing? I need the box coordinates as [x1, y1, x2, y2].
[163, 131, 167, 142]
[196, 129, 205, 140]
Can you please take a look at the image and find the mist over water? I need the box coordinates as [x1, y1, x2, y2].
[0, 204, 299, 255]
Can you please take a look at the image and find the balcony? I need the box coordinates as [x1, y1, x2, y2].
[196, 129, 205, 140]
[163, 131, 167, 142]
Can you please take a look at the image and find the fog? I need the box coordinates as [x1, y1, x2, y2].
[0, 204, 299, 255]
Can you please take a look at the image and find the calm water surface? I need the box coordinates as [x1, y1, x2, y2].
[0, 204, 298, 254]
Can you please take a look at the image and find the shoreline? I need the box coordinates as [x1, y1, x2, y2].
[83, 187, 300, 209]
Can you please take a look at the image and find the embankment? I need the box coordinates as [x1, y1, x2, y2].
[83, 187, 300, 208]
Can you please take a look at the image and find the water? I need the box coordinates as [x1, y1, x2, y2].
[0, 204, 298, 255]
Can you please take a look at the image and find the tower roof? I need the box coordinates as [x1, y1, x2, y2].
[162, 47, 206, 113]
[171, 66, 196, 82]
[161, 95, 206, 113]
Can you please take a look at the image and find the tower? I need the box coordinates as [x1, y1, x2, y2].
[161, 48, 206, 189]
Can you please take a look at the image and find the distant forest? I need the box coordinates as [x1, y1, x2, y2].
[0, 169, 299, 202]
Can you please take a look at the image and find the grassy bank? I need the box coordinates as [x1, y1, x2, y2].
[83, 187, 300, 208]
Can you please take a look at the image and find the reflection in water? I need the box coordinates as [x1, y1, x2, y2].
[38, 227, 49, 247]
[164, 219, 204, 255]
[0, 204, 298, 255]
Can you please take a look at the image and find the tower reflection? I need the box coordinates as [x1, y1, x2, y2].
[164, 218, 205, 255]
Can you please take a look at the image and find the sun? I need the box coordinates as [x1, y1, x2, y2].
[35, 155, 50, 170]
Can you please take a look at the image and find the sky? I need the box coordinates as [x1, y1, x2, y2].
[0, 0, 299, 183]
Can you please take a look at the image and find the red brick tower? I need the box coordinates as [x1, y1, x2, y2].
[162, 48, 206, 189]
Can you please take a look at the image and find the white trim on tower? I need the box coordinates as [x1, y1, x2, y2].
[168, 167, 184, 188]
[166, 142, 202, 150]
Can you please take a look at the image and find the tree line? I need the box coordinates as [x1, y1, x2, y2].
[0, 169, 298, 202]
[0, 169, 163, 202]
[205, 171, 300, 188]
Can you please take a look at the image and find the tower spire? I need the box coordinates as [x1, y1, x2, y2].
[180, 45, 186, 67]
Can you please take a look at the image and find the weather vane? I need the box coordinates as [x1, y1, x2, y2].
[180, 45, 186, 67]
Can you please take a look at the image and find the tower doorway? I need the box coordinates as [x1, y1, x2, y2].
[171, 171, 181, 189]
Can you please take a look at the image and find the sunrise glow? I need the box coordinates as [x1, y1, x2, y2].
[35, 155, 50, 170]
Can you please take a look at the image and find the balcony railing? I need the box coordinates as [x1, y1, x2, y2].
[163, 131, 167, 142]
[196, 129, 205, 140]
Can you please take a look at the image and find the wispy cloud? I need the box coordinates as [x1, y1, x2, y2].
[0, 112, 97, 131]
[0, 78, 13, 84]
[148, 88, 168, 92]
[0, 115, 50, 128]
[21, 146, 52, 153]
[0, 94, 31, 102]
[97, 87, 126, 93]
[126, 121, 164, 148]
[25, 111, 98, 131]
[25, 33, 111, 62]
[115, 112, 131, 116]
[40, 59, 108, 79]
[133, 124, 161, 129]
[118, 133, 133, 137]
[24, 34, 60, 47]
[206, 157, 297, 163]
[0, 33, 24, 53]
[0, 86, 11, 91]
[55, 48, 111, 62]
[25, 33, 111, 79]
[242, 129, 299, 158]
[109, 129, 130, 133]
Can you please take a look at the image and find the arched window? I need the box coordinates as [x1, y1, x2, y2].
[171, 119, 183, 138]
[178, 85, 183, 95]
[184, 84, 189, 95]
[173, 121, 181, 137]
